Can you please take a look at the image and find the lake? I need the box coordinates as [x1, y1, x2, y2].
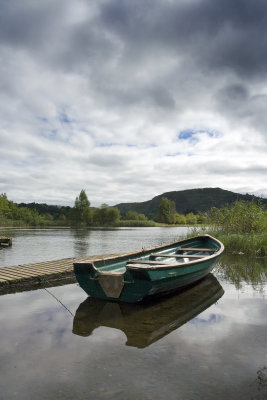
[0, 228, 267, 400]
[0, 226, 191, 267]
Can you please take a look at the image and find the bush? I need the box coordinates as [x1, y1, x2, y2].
[208, 201, 266, 234]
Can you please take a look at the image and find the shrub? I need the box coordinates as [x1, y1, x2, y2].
[208, 201, 266, 234]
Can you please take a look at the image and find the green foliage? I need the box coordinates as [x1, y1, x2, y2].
[208, 200, 266, 233]
[185, 212, 198, 225]
[174, 211, 207, 225]
[124, 211, 148, 221]
[158, 197, 176, 224]
[175, 213, 187, 224]
[117, 220, 156, 227]
[92, 206, 121, 226]
[215, 232, 267, 257]
[70, 189, 92, 226]
[0, 193, 12, 219]
[17, 202, 71, 218]
[197, 201, 267, 256]
[196, 213, 208, 224]
[0, 193, 56, 227]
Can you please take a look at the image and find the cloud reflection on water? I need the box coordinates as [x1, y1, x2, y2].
[0, 257, 267, 399]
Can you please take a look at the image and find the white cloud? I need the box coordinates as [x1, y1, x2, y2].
[1, 0, 267, 206]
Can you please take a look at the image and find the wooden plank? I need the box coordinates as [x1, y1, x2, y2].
[0, 272, 37, 279]
[0, 274, 19, 281]
[126, 260, 169, 265]
[0, 257, 95, 280]
[0, 268, 71, 282]
[0, 254, 122, 291]
[24, 265, 73, 274]
[0, 254, 117, 278]
[3, 266, 70, 275]
[4, 261, 74, 273]
[0, 261, 74, 277]
[151, 253, 207, 258]
[3, 263, 72, 273]
[9, 262, 73, 272]
[16, 259, 74, 268]
[0, 269, 42, 279]
[1, 265, 72, 278]
[127, 262, 186, 269]
[0, 237, 12, 246]
[179, 248, 216, 252]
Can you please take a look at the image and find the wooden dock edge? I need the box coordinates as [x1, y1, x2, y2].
[0, 237, 12, 247]
[0, 271, 76, 296]
[0, 253, 122, 296]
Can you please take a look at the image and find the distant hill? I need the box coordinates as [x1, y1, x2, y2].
[115, 188, 267, 217]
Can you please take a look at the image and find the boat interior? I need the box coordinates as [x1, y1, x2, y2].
[125, 246, 218, 268]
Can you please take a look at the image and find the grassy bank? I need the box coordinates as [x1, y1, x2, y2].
[0, 219, 31, 228]
[195, 200, 267, 257]
[115, 220, 157, 227]
[201, 230, 267, 257]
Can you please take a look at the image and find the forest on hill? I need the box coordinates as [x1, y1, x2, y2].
[0, 188, 266, 228]
[115, 187, 266, 217]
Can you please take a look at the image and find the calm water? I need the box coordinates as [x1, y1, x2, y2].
[0, 226, 191, 267]
[0, 228, 267, 400]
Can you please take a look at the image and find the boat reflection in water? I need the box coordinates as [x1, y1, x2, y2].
[73, 274, 224, 348]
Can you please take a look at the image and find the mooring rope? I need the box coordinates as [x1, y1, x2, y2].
[43, 287, 74, 317]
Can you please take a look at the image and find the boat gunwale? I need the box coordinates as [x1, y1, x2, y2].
[73, 234, 224, 272]
[126, 234, 224, 271]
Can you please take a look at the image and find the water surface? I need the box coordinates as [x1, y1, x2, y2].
[0, 228, 267, 399]
[0, 226, 191, 267]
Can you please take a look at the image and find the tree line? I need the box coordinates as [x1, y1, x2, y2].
[0, 191, 206, 227]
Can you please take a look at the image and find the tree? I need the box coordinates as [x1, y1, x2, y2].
[185, 212, 198, 225]
[0, 193, 11, 218]
[92, 205, 121, 226]
[175, 213, 186, 224]
[103, 207, 121, 225]
[158, 197, 176, 224]
[70, 189, 91, 226]
[125, 211, 148, 221]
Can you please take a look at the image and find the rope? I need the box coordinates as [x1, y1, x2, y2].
[44, 287, 74, 317]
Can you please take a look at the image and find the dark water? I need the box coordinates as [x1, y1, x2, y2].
[0, 228, 267, 399]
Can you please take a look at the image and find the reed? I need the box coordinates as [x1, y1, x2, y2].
[207, 231, 267, 257]
[197, 200, 267, 256]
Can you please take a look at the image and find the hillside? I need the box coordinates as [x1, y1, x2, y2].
[115, 188, 266, 217]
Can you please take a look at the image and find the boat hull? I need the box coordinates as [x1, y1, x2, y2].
[74, 234, 224, 303]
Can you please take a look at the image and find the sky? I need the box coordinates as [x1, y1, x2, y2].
[1, 0, 267, 206]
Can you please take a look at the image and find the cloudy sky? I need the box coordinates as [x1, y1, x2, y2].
[1, 0, 267, 206]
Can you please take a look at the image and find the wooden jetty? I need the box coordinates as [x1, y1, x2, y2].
[0, 253, 120, 295]
[0, 236, 12, 246]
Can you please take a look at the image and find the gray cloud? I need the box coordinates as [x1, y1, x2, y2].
[1, 0, 267, 204]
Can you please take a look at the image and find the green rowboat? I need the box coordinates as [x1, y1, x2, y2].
[73, 234, 224, 303]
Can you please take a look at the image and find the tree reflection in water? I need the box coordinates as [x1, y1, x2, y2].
[73, 229, 91, 257]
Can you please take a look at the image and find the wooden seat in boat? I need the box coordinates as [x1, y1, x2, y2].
[150, 253, 207, 258]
